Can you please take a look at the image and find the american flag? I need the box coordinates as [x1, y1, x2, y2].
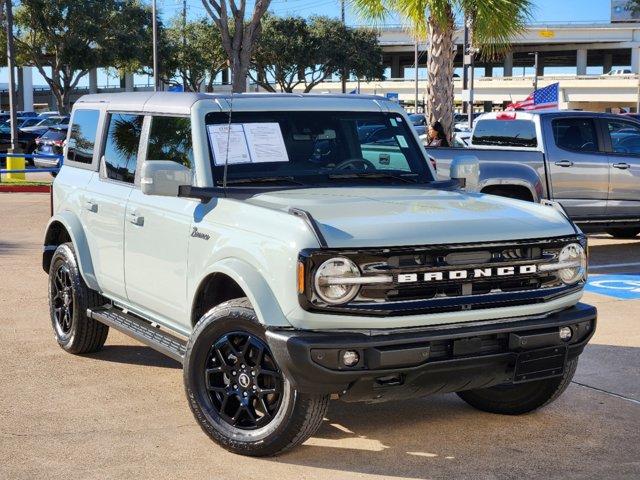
[506, 82, 559, 111]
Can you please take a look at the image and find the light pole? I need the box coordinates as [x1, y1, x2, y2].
[182, 0, 187, 91]
[340, 0, 346, 94]
[531, 51, 539, 91]
[414, 40, 419, 113]
[152, 0, 160, 92]
[463, 16, 475, 130]
[5, 0, 20, 153]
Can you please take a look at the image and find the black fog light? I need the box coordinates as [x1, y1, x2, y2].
[559, 326, 573, 342]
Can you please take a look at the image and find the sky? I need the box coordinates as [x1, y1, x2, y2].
[0, 0, 617, 87]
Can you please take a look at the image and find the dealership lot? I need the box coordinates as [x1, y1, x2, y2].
[1, 193, 638, 480]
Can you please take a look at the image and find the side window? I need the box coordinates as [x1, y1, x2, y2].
[552, 118, 598, 152]
[472, 119, 537, 148]
[147, 116, 193, 168]
[103, 113, 144, 183]
[606, 120, 640, 155]
[67, 109, 100, 164]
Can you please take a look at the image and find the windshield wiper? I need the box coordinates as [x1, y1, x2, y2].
[219, 176, 308, 186]
[328, 172, 419, 184]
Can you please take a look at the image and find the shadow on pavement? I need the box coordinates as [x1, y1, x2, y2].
[86, 344, 182, 369]
[274, 343, 640, 479]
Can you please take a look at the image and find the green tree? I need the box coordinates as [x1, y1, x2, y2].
[251, 15, 384, 93]
[163, 17, 228, 92]
[12, 0, 154, 113]
[627, 0, 640, 15]
[201, 0, 271, 93]
[352, 0, 533, 141]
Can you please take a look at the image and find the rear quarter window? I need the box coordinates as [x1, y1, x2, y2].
[66, 109, 100, 165]
[472, 119, 537, 148]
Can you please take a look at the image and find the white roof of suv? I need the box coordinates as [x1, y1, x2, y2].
[75, 92, 397, 115]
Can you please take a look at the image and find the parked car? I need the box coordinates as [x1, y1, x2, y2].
[604, 69, 632, 75]
[408, 113, 427, 126]
[33, 125, 68, 170]
[0, 116, 69, 155]
[43, 92, 595, 456]
[37, 111, 63, 118]
[426, 110, 640, 237]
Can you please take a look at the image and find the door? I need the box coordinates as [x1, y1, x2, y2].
[545, 116, 609, 219]
[601, 118, 640, 218]
[124, 115, 196, 325]
[82, 112, 143, 300]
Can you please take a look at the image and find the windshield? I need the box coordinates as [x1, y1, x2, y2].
[205, 110, 434, 186]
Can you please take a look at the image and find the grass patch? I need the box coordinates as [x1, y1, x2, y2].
[0, 179, 51, 186]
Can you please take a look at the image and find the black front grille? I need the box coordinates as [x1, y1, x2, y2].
[299, 235, 585, 316]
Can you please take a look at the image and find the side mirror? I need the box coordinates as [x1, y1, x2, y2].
[450, 155, 480, 191]
[140, 160, 191, 197]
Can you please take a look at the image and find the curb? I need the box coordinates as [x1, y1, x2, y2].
[0, 184, 51, 193]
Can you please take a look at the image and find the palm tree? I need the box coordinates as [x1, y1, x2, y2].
[352, 0, 533, 141]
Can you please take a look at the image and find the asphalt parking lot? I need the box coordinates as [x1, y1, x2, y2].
[1, 192, 638, 480]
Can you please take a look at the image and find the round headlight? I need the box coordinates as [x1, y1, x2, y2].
[558, 243, 587, 284]
[314, 257, 361, 304]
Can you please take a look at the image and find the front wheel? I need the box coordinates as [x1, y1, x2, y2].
[456, 357, 578, 415]
[48, 242, 109, 354]
[184, 298, 329, 456]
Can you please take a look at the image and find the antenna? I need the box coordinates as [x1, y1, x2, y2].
[222, 92, 234, 189]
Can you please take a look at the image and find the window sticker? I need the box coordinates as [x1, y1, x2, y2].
[243, 122, 289, 163]
[208, 124, 251, 166]
[390, 118, 397, 127]
[208, 122, 289, 165]
[396, 135, 409, 148]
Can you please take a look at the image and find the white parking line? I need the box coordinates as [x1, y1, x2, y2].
[589, 261, 640, 271]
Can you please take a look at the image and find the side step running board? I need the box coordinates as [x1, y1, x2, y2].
[88, 307, 187, 363]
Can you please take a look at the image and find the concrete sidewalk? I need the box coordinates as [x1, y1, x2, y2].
[1, 193, 638, 480]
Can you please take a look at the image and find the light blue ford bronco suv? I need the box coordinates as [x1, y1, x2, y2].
[43, 92, 596, 456]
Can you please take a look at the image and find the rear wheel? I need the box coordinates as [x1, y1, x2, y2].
[607, 228, 640, 239]
[456, 357, 578, 415]
[184, 298, 329, 456]
[48, 243, 108, 354]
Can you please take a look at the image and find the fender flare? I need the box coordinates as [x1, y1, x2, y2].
[43, 211, 100, 291]
[478, 163, 543, 202]
[194, 257, 291, 328]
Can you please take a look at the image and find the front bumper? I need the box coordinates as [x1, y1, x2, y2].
[266, 302, 597, 402]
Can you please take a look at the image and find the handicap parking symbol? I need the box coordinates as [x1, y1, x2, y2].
[585, 275, 640, 299]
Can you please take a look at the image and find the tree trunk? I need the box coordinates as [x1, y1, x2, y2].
[426, 6, 455, 145]
[231, 53, 248, 93]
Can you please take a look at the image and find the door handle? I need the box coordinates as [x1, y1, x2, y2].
[85, 200, 98, 213]
[613, 162, 630, 170]
[128, 211, 144, 226]
[554, 160, 574, 167]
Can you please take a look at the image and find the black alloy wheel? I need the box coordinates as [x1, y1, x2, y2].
[51, 264, 74, 337]
[205, 332, 284, 430]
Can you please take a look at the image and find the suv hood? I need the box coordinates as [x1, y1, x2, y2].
[246, 187, 576, 248]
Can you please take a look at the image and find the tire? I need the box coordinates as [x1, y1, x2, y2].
[456, 357, 578, 415]
[184, 298, 329, 457]
[48, 242, 109, 354]
[607, 228, 640, 239]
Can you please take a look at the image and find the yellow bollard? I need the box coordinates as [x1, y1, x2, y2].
[5, 154, 26, 181]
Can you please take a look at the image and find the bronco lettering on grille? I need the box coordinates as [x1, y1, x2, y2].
[397, 264, 537, 283]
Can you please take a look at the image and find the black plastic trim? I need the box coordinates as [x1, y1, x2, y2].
[265, 302, 597, 399]
[289, 207, 327, 248]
